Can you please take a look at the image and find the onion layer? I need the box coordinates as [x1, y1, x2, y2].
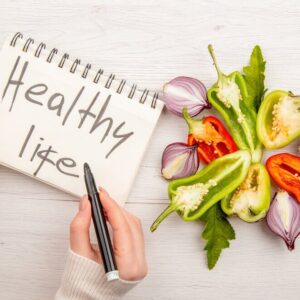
[161, 142, 199, 180]
[267, 191, 300, 250]
[163, 76, 210, 117]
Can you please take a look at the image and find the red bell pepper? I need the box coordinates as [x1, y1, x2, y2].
[266, 153, 300, 203]
[183, 108, 238, 164]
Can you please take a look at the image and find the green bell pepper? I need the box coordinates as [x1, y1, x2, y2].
[207, 45, 262, 163]
[221, 163, 271, 222]
[257, 90, 300, 149]
[150, 150, 251, 232]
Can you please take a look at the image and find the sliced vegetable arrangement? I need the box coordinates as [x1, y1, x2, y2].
[151, 44, 300, 270]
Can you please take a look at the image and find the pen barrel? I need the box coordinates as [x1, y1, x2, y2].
[90, 192, 117, 273]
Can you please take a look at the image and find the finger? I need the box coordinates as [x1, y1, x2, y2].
[123, 210, 146, 261]
[99, 187, 130, 232]
[120, 211, 148, 281]
[98, 187, 134, 254]
[70, 195, 94, 256]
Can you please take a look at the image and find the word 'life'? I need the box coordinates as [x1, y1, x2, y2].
[19, 125, 80, 178]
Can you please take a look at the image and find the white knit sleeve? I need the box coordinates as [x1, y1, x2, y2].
[55, 249, 139, 300]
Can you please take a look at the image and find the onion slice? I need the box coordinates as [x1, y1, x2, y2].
[163, 76, 211, 117]
[267, 191, 300, 250]
[161, 142, 199, 180]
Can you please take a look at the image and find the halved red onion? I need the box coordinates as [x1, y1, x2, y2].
[163, 76, 211, 117]
[161, 142, 199, 180]
[267, 191, 300, 250]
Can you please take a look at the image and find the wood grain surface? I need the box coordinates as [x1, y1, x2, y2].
[0, 0, 299, 299]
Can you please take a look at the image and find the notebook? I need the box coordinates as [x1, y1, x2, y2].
[0, 33, 164, 205]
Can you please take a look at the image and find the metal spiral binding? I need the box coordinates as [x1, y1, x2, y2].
[116, 80, 126, 94]
[105, 74, 115, 89]
[139, 89, 149, 104]
[93, 69, 103, 83]
[10, 32, 23, 46]
[9, 32, 158, 109]
[35, 42, 46, 57]
[151, 92, 159, 109]
[70, 59, 81, 73]
[23, 38, 34, 52]
[58, 53, 69, 68]
[47, 48, 58, 63]
[128, 84, 137, 99]
[82, 63, 91, 78]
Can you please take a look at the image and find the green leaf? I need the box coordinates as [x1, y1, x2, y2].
[200, 203, 235, 270]
[243, 45, 266, 112]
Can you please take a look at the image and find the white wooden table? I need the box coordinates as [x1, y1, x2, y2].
[0, 1, 299, 299]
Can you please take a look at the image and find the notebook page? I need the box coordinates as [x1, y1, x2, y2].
[0, 34, 164, 205]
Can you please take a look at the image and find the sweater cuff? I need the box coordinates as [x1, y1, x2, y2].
[55, 249, 138, 300]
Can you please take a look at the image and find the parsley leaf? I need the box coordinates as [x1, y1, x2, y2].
[243, 45, 266, 112]
[200, 203, 235, 270]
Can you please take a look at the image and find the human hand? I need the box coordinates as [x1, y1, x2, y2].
[69, 187, 148, 281]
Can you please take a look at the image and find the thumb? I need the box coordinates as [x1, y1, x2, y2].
[70, 195, 93, 256]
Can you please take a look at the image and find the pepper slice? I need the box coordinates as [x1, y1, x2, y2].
[183, 108, 238, 163]
[257, 90, 300, 149]
[221, 163, 271, 222]
[266, 153, 300, 203]
[207, 45, 262, 163]
[150, 150, 251, 231]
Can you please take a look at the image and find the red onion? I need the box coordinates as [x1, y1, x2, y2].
[163, 76, 211, 117]
[161, 142, 199, 180]
[267, 191, 300, 250]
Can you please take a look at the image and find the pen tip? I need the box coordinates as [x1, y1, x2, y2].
[83, 162, 90, 172]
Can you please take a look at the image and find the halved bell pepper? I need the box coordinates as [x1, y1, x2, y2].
[207, 45, 262, 163]
[266, 153, 300, 203]
[221, 163, 271, 222]
[257, 90, 300, 149]
[183, 108, 238, 164]
[150, 150, 251, 231]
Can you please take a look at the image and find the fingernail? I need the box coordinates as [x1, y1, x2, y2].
[79, 196, 87, 211]
[99, 186, 109, 195]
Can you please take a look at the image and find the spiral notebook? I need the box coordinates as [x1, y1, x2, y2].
[0, 33, 164, 205]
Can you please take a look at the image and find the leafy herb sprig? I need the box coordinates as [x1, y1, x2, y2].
[200, 204, 235, 270]
[243, 45, 267, 112]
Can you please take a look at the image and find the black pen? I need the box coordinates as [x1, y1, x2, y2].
[83, 162, 119, 281]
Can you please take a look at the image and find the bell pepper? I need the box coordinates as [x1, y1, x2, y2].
[207, 45, 262, 163]
[266, 153, 300, 203]
[221, 163, 271, 222]
[183, 108, 238, 164]
[257, 90, 300, 149]
[150, 150, 251, 232]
